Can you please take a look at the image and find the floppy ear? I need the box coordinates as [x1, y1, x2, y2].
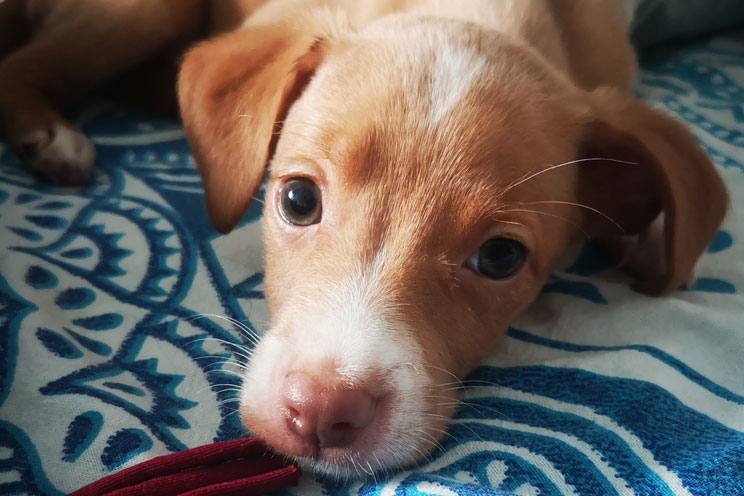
[577, 87, 728, 295]
[178, 26, 326, 233]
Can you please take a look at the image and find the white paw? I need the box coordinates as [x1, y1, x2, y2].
[19, 124, 95, 185]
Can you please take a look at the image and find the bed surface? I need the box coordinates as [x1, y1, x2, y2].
[1, 31, 743, 496]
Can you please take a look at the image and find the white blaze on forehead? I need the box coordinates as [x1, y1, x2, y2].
[428, 42, 487, 126]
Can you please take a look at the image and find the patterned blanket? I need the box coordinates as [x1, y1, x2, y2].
[1, 31, 742, 496]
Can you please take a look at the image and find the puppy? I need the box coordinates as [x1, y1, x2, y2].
[0, 0, 728, 478]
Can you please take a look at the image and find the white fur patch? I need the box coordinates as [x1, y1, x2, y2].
[23, 124, 95, 177]
[428, 43, 487, 125]
[240, 252, 431, 475]
[41, 125, 95, 171]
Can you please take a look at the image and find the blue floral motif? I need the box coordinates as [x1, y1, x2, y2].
[689, 277, 736, 294]
[25, 215, 68, 230]
[62, 411, 103, 463]
[101, 429, 153, 471]
[36, 328, 84, 359]
[542, 275, 608, 304]
[55, 287, 96, 309]
[24, 265, 58, 290]
[64, 328, 112, 356]
[0, 421, 64, 496]
[9, 227, 42, 242]
[72, 313, 124, 331]
[708, 230, 733, 253]
[0, 276, 37, 406]
[60, 247, 94, 259]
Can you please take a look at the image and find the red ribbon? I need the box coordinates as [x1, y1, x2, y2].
[70, 437, 300, 496]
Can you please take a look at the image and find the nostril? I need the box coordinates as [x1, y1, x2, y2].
[286, 407, 300, 420]
[316, 390, 376, 447]
[284, 405, 317, 443]
[330, 422, 354, 437]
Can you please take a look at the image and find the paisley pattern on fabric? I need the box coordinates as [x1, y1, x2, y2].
[1, 32, 743, 496]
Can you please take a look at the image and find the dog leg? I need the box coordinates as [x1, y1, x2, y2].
[0, 0, 205, 184]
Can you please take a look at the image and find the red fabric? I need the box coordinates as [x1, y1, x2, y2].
[70, 437, 300, 496]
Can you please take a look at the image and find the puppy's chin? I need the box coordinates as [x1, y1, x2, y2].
[238, 324, 456, 478]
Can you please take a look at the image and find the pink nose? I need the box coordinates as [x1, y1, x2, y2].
[281, 372, 376, 448]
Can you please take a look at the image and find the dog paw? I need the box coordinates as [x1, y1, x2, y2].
[17, 124, 95, 185]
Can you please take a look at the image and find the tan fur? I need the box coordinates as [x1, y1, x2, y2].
[1, 0, 728, 474]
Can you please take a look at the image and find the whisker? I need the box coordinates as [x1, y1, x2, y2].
[209, 383, 245, 390]
[196, 313, 261, 344]
[422, 365, 464, 389]
[201, 358, 251, 370]
[448, 418, 484, 441]
[219, 409, 244, 424]
[415, 428, 447, 453]
[420, 423, 459, 444]
[192, 382, 242, 397]
[445, 383, 493, 391]
[501, 208, 590, 239]
[205, 369, 245, 380]
[500, 157, 638, 197]
[434, 400, 514, 421]
[493, 219, 527, 228]
[183, 335, 253, 354]
[519, 200, 624, 233]
[186, 314, 260, 344]
[437, 379, 506, 392]
[194, 355, 247, 365]
[191, 338, 254, 361]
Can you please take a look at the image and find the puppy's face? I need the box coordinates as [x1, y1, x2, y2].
[178, 15, 727, 477]
[246, 20, 582, 474]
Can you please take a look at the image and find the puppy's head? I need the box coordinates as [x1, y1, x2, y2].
[178, 15, 727, 476]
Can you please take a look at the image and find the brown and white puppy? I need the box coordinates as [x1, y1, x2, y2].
[0, 0, 728, 478]
[177, 0, 728, 476]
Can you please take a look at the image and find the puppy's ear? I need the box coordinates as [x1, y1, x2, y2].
[577, 87, 728, 295]
[178, 26, 327, 233]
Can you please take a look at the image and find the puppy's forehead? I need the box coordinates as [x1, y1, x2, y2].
[278, 17, 582, 238]
[288, 20, 561, 190]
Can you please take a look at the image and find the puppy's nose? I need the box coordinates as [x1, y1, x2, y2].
[281, 372, 376, 448]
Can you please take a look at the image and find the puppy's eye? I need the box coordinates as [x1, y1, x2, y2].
[279, 177, 322, 226]
[467, 238, 526, 279]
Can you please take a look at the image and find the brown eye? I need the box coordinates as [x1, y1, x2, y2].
[278, 177, 322, 226]
[466, 238, 526, 279]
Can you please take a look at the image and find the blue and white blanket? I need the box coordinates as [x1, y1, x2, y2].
[1, 31, 743, 496]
